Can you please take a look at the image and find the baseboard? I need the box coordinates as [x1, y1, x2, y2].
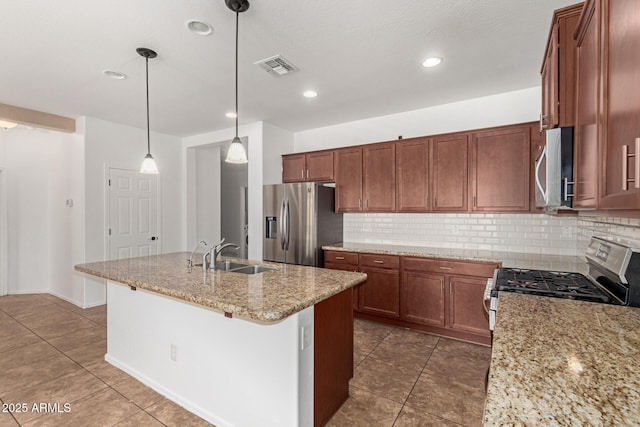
[104, 354, 233, 427]
[46, 290, 85, 308]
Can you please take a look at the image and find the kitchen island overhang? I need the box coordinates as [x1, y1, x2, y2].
[75, 253, 366, 427]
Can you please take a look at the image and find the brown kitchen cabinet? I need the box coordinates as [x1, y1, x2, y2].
[401, 271, 445, 327]
[396, 137, 430, 212]
[334, 147, 363, 212]
[363, 143, 396, 212]
[573, 0, 600, 208]
[282, 151, 334, 183]
[324, 250, 360, 311]
[448, 275, 492, 337]
[540, 3, 582, 130]
[358, 253, 400, 318]
[432, 134, 469, 212]
[597, 0, 640, 209]
[471, 125, 531, 212]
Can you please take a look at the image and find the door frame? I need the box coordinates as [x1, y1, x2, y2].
[0, 168, 7, 296]
[105, 166, 163, 260]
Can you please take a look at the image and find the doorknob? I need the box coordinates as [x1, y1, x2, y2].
[149, 236, 159, 241]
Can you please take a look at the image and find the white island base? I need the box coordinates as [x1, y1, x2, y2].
[105, 281, 315, 427]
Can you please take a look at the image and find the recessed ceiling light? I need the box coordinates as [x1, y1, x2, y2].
[225, 112, 237, 118]
[421, 57, 442, 68]
[0, 120, 18, 129]
[187, 20, 213, 36]
[303, 90, 318, 98]
[103, 70, 127, 80]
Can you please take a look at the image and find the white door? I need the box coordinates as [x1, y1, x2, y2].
[108, 168, 159, 260]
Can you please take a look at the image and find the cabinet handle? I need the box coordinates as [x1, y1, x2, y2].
[335, 256, 345, 260]
[358, 198, 362, 208]
[622, 139, 640, 190]
[373, 260, 384, 264]
[301, 169, 304, 179]
[306, 169, 309, 179]
[563, 178, 574, 201]
[439, 266, 452, 270]
[539, 113, 548, 132]
[473, 196, 477, 207]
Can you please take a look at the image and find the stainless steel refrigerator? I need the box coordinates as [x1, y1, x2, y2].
[263, 183, 343, 267]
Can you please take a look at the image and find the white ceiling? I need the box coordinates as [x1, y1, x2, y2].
[0, 0, 579, 137]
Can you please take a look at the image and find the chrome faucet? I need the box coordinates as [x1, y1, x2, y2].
[203, 238, 240, 271]
[188, 240, 207, 268]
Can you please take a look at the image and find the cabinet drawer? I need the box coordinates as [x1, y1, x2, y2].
[360, 253, 400, 270]
[402, 257, 498, 277]
[324, 250, 358, 266]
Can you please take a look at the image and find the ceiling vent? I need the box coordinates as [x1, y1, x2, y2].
[254, 55, 298, 77]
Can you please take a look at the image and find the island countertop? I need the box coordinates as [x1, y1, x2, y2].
[484, 292, 640, 425]
[75, 252, 367, 323]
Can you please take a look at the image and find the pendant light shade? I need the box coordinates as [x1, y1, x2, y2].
[137, 47, 159, 174]
[224, 0, 249, 164]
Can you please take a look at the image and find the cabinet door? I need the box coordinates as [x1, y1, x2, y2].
[363, 143, 396, 212]
[396, 138, 430, 212]
[448, 275, 490, 337]
[335, 148, 363, 212]
[599, 0, 640, 208]
[432, 135, 468, 212]
[401, 271, 445, 326]
[573, 0, 600, 208]
[306, 151, 334, 182]
[471, 126, 531, 212]
[358, 268, 400, 318]
[282, 154, 305, 183]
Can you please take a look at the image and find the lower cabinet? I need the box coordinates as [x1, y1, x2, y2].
[324, 250, 500, 345]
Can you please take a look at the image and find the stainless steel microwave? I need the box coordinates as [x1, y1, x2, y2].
[535, 127, 574, 211]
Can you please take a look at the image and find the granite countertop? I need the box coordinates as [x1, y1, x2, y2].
[323, 242, 587, 273]
[484, 293, 640, 425]
[75, 253, 366, 323]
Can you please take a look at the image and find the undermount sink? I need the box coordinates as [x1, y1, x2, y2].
[215, 261, 249, 271]
[230, 265, 274, 275]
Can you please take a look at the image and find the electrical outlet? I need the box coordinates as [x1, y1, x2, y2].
[561, 226, 572, 239]
[170, 344, 177, 361]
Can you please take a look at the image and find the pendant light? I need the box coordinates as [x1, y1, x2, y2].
[137, 47, 159, 174]
[225, 0, 249, 164]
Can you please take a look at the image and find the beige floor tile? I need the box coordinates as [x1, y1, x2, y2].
[3, 369, 109, 425]
[354, 348, 368, 369]
[0, 328, 41, 354]
[0, 403, 19, 426]
[0, 294, 49, 309]
[436, 338, 492, 360]
[146, 398, 213, 426]
[405, 371, 486, 426]
[0, 297, 57, 319]
[327, 386, 402, 427]
[111, 377, 164, 409]
[27, 316, 96, 341]
[354, 326, 390, 354]
[351, 356, 422, 404]
[12, 306, 78, 328]
[393, 405, 460, 427]
[47, 326, 107, 353]
[0, 353, 81, 395]
[423, 347, 490, 390]
[0, 341, 61, 370]
[83, 359, 131, 385]
[114, 411, 165, 426]
[369, 328, 438, 371]
[64, 340, 107, 366]
[22, 388, 142, 427]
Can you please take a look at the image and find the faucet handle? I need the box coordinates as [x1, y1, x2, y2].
[213, 237, 225, 249]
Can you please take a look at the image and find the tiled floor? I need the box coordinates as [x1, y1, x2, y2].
[0, 294, 490, 426]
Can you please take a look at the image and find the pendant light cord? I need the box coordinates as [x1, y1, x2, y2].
[145, 56, 151, 155]
[235, 9, 239, 138]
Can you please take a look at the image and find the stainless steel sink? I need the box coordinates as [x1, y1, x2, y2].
[215, 261, 249, 271]
[230, 265, 274, 275]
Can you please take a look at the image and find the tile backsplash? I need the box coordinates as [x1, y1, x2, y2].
[343, 213, 579, 255]
[577, 216, 640, 252]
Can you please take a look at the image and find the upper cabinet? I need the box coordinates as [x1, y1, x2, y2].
[432, 134, 469, 212]
[396, 137, 430, 212]
[282, 151, 334, 183]
[471, 126, 531, 212]
[598, 0, 640, 208]
[572, 0, 640, 209]
[540, 3, 582, 130]
[334, 147, 363, 212]
[363, 143, 396, 212]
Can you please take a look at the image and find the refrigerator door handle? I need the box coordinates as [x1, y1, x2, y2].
[279, 199, 286, 250]
[284, 198, 291, 250]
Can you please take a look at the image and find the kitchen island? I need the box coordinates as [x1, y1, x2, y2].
[75, 253, 366, 427]
[484, 292, 640, 425]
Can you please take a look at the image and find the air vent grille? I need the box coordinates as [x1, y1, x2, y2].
[254, 55, 298, 77]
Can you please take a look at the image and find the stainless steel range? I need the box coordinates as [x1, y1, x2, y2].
[486, 237, 640, 331]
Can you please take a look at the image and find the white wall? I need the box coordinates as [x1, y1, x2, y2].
[294, 87, 540, 152]
[262, 123, 294, 185]
[0, 126, 84, 297]
[82, 117, 184, 305]
[195, 145, 221, 246]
